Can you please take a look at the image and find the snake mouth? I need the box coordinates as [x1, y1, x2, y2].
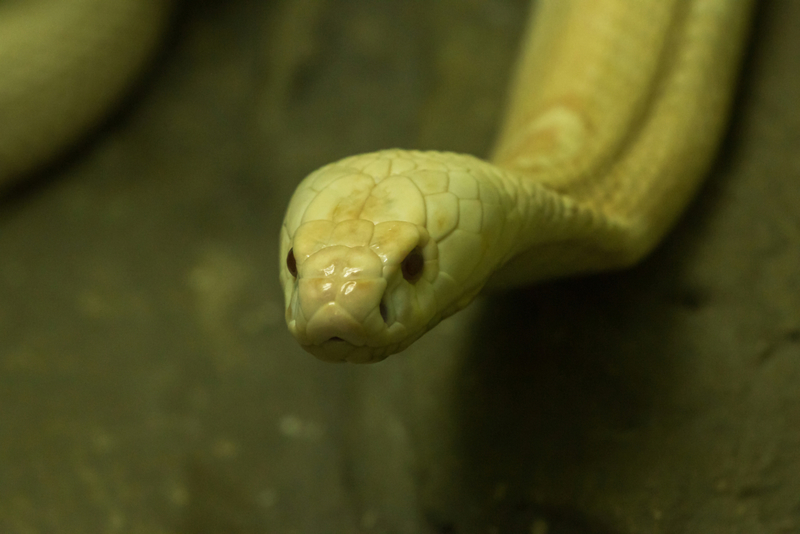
[302, 338, 389, 364]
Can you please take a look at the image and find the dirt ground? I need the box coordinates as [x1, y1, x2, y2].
[0, 1, 798, 532]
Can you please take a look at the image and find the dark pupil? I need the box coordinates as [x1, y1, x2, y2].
[287, 248, 297, 277]
[401, 248, 424, 283]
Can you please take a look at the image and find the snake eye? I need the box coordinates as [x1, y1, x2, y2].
[287, 248, 297, 278]
[401, 247, 424, 283]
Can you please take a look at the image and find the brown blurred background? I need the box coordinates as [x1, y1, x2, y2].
[0, 1, 798, 532]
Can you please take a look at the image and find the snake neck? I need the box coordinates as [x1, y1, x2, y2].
[484, 0, 755, 288]
[477, 164, 632, 290]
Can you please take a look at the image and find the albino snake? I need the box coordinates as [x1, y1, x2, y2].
[281, 0, 754, 363]
[0, 1, 754, 363]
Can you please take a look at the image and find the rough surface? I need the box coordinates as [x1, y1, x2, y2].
[0, 0, 798, 533]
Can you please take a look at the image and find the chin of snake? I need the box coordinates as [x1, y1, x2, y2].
[1, 1, 753, 364]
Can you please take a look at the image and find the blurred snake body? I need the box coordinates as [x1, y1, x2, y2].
[0, 1, 753, 364]
[0, 0, 172, 185]
[281, 0, 754, 363]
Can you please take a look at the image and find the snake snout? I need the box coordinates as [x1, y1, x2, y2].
[291, 245, 390, 355]
[298, 284, 390, 364]
[304, 300, 380, 345]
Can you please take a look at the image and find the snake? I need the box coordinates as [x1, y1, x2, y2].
[0, 1, 753, 364]
[280, 0, 755, 363]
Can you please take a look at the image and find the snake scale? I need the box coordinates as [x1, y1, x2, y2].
[0, 1, 754, 363]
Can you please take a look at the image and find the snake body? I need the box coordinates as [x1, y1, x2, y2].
[0, 0, 173, 188]
[281, 0, 755, 363]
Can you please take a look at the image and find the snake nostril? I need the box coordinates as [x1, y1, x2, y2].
[401, 247, 424, 283]
[286, 248, 297, 277]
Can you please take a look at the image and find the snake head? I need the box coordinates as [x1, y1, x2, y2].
[280, 150, 505, 363]
[281, 218, 439, 363]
